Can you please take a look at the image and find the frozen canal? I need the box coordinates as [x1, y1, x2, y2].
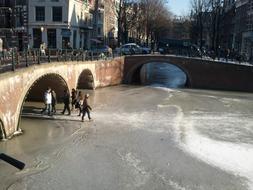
[1, 63, 253, 190]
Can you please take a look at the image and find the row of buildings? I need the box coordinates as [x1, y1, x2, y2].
[163, 0, 253, 59]
[0, 0, 119, 51]
[201, 0, 253, 58]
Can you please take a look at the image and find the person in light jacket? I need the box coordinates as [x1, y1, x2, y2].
[41, 87, 52, 115]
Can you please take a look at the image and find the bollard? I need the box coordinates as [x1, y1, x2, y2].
[33, 50, 36, 63]
[57, 50, 60, 62]
[82, 51, 84, 61]
[91, 51, 93, 61]
[16, 50, 19, 65]
[37, 50, 40, 64]
[11, 50, 15, 71]
[48, 49, 51, 63]
[71, 51, 74, 61]
[25, 50, 29, 67]
[65, 49, 67, 62]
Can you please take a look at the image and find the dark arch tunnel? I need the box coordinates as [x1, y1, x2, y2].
[25, 74, 68, 102]
[77, 69, 94, 90]
[130, 62, 191, 88]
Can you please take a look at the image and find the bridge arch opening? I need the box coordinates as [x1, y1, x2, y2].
[25, 73, 68, 102]
[77, 69, 94, 89]
[12, 73, 69, 139]
[132, 62, 189, 88]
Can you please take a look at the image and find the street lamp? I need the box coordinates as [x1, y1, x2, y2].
[40, 26, 44, 32]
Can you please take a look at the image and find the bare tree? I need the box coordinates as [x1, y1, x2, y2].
[138, 0, 170, 45]
[115, 0, 171, 46]
[190, 0, 209, 51]
[208, 0, 223, 53]
[115, 0, 138, 45]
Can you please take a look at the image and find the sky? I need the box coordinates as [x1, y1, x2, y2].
[168, 0, 191, 16]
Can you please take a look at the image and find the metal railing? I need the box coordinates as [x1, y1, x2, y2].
[0, 47, 251, 73]
[0, 48, 121, 73]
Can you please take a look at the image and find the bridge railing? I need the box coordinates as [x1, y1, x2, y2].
[0, 48, 121, 73]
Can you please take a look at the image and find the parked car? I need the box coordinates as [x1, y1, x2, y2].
[141, 46, 151, 54]
[119, 43, 150, 55]
[92, 46, 111, 54]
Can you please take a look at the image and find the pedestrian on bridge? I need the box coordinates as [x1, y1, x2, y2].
[40, 42, 46, 56]
[0, 38, 3, 61]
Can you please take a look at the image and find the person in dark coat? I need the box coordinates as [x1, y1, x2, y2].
[61, 89, 71, 115]
[81, 94, 92, 122]
[71, 88, 77, 111]
[51, 90, 57, 114]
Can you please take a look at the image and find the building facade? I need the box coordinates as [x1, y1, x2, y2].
[234, 0, 249, 53]
[28, 0, 94, 49]
[227, 0, 253, 60]
[220, 0, 236, 50]
[104, 0, 119, 48]
[92, 0, 118, 48]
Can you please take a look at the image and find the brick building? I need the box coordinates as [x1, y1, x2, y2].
[220, 0, 236, 50]
[0, 0, 28, 51]
[233, 0, 253, 59]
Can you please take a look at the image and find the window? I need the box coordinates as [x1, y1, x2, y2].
[98, 27, 101, 35]
[52, 7, 62, 22]
[47, 29, 57, 48]
[36, 6, 45, 21]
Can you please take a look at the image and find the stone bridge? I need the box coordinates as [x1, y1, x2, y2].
[123, 55, 253, 91]
[0, 58, 124, 139]
[1, 55, 253, 139]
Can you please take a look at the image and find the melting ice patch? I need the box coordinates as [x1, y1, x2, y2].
[151, 85, 181, 93]
[181, 123, 253, 189]
[170, 105, 253, 190]
[117, 151, 150, 187]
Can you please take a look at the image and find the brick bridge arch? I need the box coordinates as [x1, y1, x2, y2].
[0, 58, 124, 139]
[77, 69, 95, 89]
[25, 73, 70, 102]
[123, 55, 253, 91]
[125, 58, 191, 86]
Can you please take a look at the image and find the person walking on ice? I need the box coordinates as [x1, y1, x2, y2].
[41, 87, 52, 116]
[61, 89, 71, 115]
[51, 90, 57, 114]
[81, 94, 92, 122]
[76, 91, 84, 116]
